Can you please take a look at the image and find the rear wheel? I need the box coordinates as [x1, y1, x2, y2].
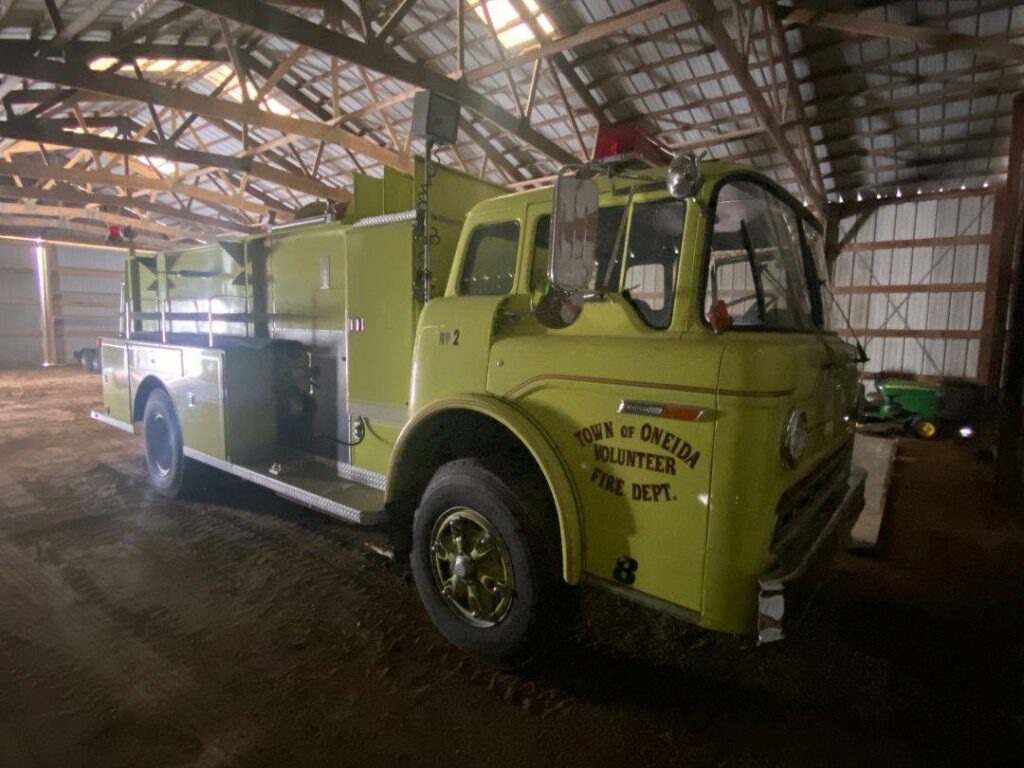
[410, 458, 575, 665]
[79, 348, 94, 371]
[90, 349, 102, 374]
[143, 389, 192, 497]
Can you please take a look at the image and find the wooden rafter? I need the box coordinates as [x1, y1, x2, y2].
[782, 5, 1024, 65]
[180, 0, 577, 166]
[685, 0, 824, 211]
[0, 118, 349, 201]
[0, 53, 411, 173]
[0, 180, 248, 232]
[0, 159, 284, 217]
[0, 200, 196, 239]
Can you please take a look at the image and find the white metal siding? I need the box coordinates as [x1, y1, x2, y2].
[833, 193, 993, 380]
[0, 242, 42, 366]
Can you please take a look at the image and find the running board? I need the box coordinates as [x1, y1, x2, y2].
[90, 410, 135, 434]
[184, 448, 388, 526]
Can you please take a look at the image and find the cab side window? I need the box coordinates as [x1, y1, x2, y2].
[623, 200, 684, 329]
[459, 221, 520, 296]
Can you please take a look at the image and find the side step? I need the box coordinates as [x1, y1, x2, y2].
[90, 409, 135, 434]
[184, 448, 388, 526]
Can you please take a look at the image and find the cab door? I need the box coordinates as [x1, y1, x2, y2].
[487, 196, 722, 615]
[410, 208, 526, 412]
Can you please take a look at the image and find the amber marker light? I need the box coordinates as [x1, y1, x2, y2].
[618, 400, 707, 422]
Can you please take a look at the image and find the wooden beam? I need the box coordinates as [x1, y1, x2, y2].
[841, 235, 990, 253]
[0, 119, 349, 202]
[782, 5, 1024, 65]
[990, 92, 1024, 502]
[507, 0, 606, 126]
[253, 44, 308, 104]
[765, 2, 825, 204]
[378, 0, 418, 41]
[22, 6, 196, 120]
[0, 53, 410, 174]
[0, 201, 196, 239]
[44, 0, 118, 48]
[467, 0, 685, 84]
[685, 0, 824, 212]
[0, 226, 160, 251]
[180, 0, 577, 165]
[837, 328, 984, 340]
[0, 159, 284, 216]
[343, 0, 691, 123]
[831, 282, 987, 295]
[0, 181, 244, 232]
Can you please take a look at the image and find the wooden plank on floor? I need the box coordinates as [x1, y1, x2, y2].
[849, 434, 898, 549]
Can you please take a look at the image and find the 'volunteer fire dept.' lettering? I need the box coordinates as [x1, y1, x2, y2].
[573, 420, 701, 470]
[573, 419, 702, 504]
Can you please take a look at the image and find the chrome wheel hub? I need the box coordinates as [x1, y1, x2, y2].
[429, 507, 514, 627]
[146, 412, 172, 477]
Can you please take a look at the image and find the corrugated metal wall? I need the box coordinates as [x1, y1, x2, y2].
[0, 242, 43, 366]
[0, 239, 124, 367]
[54, 244, 124, 362]
[833, 192, 994, 381]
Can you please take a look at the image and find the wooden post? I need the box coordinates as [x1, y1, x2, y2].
[994, 92, 1024, 504]
[981, 185, 1014, 391]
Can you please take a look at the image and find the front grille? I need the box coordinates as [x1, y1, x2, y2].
[771, 442, 852, 553]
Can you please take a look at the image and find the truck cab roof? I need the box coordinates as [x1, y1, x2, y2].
[463, 158, 770, 218]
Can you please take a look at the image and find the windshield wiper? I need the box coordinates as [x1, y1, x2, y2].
[820, 278, 869, 363]
[739, 220, 767, 321]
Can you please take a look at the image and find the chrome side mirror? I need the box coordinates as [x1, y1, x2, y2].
[548, 169, 599, 293]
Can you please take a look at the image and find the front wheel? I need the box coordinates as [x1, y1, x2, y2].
[911, 417, 939, 440]
[410, 459, 575, 665]
[143, 389, 193, 497]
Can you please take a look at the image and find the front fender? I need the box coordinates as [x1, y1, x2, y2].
[387, 393, 584, 584]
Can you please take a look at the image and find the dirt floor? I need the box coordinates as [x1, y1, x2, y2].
[0, 367, 1021, 767]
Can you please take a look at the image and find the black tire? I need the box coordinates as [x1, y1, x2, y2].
[911, 417, 939, 440]
[410, 458, 576, 665]
[143, 389, 190, 497]
[79, 348, 94, 371]
[90, 348, 102, 374]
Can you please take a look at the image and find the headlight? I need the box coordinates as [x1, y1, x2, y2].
[781, 409, 808, 468]
[666, 152, 701, 199]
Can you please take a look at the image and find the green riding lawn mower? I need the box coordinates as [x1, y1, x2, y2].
[857, 375, 979, 440]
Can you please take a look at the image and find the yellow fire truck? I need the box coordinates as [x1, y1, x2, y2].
[92, 121, 864, 661]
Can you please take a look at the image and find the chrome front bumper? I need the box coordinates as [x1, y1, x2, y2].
[757, 466, 867, 643]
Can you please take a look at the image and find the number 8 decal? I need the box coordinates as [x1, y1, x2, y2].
[612, 556, 638, 585]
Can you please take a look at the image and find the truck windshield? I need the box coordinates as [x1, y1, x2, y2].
[532, 199, 685, 329]
[704, 180, 819, 331]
